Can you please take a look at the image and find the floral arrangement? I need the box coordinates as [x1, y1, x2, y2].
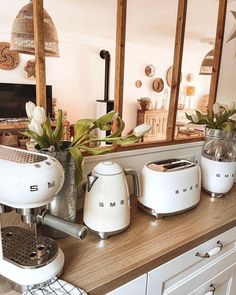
[24, 101, 151, 183]
[186, 102, 236, 132]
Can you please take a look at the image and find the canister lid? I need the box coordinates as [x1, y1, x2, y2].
[93, 161, 123, 175]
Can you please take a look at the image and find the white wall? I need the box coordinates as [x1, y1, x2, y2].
[217, 2, 236, 105]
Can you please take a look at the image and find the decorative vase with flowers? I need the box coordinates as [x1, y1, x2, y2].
[23, 101, 151, 237]
[186, 102, 236, 198]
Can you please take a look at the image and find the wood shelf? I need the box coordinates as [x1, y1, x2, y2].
[0, 120, 71, 141]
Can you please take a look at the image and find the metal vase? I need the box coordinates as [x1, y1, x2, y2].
[202, 127, 235, 161]
[201, 128, 236, 198]
[40, 148, 78, 239]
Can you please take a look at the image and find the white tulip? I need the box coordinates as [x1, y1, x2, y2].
[25, 101, 36, 119]
[229, 101, 235, 111]
[33, 106, 47, 124]
[191, 114, 199, 123]
[28, 118, 44, 136]
[133, 123, 152, 137]
[213, 103, 221, 115]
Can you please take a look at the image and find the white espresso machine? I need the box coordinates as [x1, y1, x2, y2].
[0, 145, 87, 292]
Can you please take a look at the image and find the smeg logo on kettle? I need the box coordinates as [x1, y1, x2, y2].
[99, 200, 125, 207]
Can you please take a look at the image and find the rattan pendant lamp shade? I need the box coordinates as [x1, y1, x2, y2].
[10, 1, 59, 57]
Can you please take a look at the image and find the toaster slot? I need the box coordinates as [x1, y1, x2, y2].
[164, 162, 191, 170]
[152, 159, 179, 165]
[147, 159, 195, 172]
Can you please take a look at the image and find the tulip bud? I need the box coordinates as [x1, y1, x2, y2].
[133, 123, 152, 137]
[25, 101, 36, 120]
[33, 106, 47, 124]
[213, 103, 221, 115]
[191, 114, 199, 123]
[29, 118, 44, 136]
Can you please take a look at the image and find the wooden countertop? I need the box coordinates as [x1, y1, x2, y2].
[2, 187, 236, 294]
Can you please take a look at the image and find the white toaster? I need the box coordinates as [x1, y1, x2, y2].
[138, 158, 201, 218]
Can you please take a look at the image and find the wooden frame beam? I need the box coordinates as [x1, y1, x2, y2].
[114, 0, 127, 115]
[208, 0, 227, 111]
[33, 0, 47, 109]
[166, 0, 188, 141]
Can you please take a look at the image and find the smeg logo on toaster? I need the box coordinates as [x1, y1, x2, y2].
[175, 184, 198, 195]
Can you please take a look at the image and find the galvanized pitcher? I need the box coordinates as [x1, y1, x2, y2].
[40, 147, 78, 238]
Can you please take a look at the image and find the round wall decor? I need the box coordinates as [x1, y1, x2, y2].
[186, 73, 194, 82]
[0, 42, 20, 70]
[166, 66, 182, 87]
[135, 80, 142, 88]
[145, 64, 156, 77]
[152, 78, 164, 93]
[24, 59, 35, 79]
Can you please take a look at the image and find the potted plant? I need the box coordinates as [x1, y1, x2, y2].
[23, 101, 151, 237]
[186, 102, 236, 198]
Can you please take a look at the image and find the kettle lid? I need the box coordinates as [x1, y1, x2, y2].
[93, 161, 123, 175]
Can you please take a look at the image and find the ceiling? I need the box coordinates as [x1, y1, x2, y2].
[0, 0, 220, 45]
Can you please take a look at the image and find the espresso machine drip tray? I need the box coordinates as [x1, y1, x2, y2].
[2, 226, 59, 269]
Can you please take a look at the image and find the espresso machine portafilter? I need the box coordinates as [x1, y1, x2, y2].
[0, 145, 87, 290]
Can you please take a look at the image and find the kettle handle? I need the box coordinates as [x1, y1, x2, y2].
[124, 169, 140, 198]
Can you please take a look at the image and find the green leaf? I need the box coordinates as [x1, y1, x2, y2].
[79, 145, 114, 155]
[22, 130, 47, 149]
[54, 110, 64, 142]
[69, 146, 84, 185]
[72, 119, 95, 146]
[195, 110, 209, 121]
[43, 118, 54, 145]
[185, 113, 193, 122]
[95, 111, 116, 130]
[91, 134, 141, 145]
[107, 116, 125, 138]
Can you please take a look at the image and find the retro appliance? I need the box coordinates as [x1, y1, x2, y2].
[0, 145, 87, 292]
[83, 161, 139, 239]
[138, 158, 201, 218]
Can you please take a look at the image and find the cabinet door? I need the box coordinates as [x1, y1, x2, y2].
[164, 257, 236, 295]
[171, 262, 236, 295]
[147, 227, 236, 295]
[106, 274, 147, 295]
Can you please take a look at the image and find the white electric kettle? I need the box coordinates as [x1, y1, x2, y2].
[83, 161, 140, 239]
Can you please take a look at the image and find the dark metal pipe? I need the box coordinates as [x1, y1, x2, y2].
[100, 50, 110, 101]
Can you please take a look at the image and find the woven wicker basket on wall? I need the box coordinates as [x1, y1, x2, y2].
[0, 132, 19, 147]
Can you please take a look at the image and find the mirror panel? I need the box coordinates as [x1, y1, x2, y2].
[44, 0, 117, 125]
[122, 0, 179, 142]
[174, 0, 219, 140]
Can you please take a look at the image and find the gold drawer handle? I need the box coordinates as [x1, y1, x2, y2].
[204, 284, 215, 295]
[196, 241, 223, 258]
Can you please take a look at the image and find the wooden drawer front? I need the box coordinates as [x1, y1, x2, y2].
[106, 274, 147, 295]
[147, 227, 236, 295]
[164, 250, 236, 295]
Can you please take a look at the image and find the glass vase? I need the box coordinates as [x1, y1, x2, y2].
[201, 128, 236, 198]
